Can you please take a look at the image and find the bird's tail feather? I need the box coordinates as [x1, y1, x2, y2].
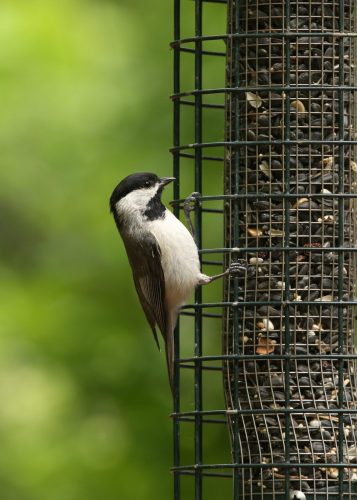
[164, 315, 176, 395]
[165, 336, 174, 395]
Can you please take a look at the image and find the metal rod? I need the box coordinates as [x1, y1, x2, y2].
[173, 0, 181, 499]
[283, 2, 291, 494]
[338, 0, 346, 494]
[194, 2, 203, 498]
[231, 1, 241, 496]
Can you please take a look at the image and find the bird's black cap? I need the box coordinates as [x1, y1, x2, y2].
[109, 172, 160, 213]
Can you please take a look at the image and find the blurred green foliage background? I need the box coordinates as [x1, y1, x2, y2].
[0, 1, 175, 499]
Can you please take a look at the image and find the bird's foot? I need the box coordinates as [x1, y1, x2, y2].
[227, 260, 250, 278]
[200, 260, 250, 285]
[183, 191, 201, 238]
[183, 191, 201, 211]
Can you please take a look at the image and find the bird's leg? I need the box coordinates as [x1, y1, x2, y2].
[183, 191, 201, 240]
[199, 260, 250, 285]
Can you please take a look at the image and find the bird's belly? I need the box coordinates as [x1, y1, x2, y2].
[149, 216, 201, 306]
[163, 248, 200, 302]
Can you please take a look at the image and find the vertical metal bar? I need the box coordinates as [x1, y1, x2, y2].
[173, 1, 181, 499]
[232, 1, 241, 498]
[194, 1, 203, 499]
[283, 1, 291, 497]
[173, 1, 181, 205]
[337, 0, 345, 495]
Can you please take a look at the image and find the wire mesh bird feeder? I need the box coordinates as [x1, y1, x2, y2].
[171, 0, 357, 499]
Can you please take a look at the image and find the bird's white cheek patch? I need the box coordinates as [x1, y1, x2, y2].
[115, 186, 160, 231]
[122, 186, 159, 210]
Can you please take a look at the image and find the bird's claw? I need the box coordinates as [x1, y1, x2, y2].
[183, 192, 201, 213]
[183, 192, 201, 238]
[228, 260, 250, 278]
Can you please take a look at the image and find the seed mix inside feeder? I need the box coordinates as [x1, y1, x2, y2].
[224, 0, 357, 497]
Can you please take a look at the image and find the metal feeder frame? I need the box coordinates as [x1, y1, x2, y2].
[171, 0, 357, 498]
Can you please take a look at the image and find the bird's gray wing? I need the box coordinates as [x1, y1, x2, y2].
[121, 232, 176, 393]
[122, 233, 167, 349]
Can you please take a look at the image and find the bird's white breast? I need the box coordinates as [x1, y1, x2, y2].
[148, 210, 201, 307]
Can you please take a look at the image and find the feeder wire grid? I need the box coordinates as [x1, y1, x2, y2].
[171, 0, 357, 499]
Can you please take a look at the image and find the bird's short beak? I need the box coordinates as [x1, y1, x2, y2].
[159, 176, 175, 187]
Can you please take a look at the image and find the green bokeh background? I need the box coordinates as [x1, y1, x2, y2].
[0, 1, 175, 499]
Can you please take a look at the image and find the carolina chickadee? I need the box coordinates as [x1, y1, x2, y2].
[110, 172, 240, 391]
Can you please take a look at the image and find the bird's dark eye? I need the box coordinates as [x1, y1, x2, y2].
[144, 181, 151, 187]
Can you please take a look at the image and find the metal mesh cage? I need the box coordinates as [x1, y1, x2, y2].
[171, 0, 357, 498]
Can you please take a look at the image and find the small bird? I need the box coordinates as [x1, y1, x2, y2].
[110, 172, 242, 391]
